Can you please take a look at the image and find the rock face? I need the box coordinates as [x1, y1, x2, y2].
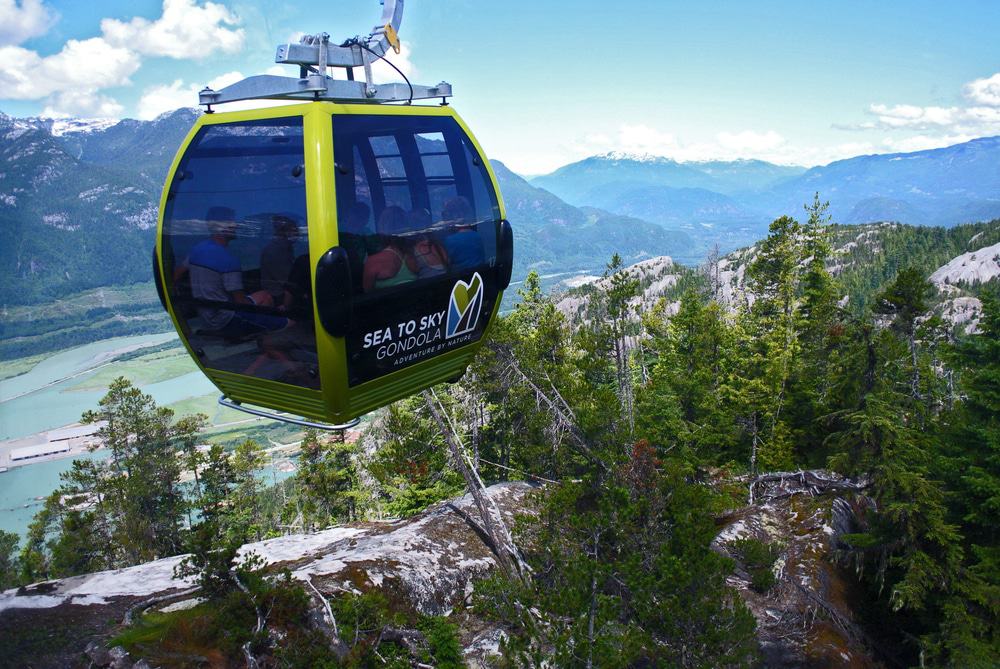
[713, 470, 881, 668]
[0, 482, 535, 668]
[556, 255, 683, 322]
[1, 473, 899, 667]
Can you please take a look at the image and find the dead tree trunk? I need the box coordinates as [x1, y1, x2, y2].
[422, 390, 527, 583]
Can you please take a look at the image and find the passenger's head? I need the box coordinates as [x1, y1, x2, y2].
[271, 215, 299, 240]
[442, 197, 473, 224]
[376, 206, 408, 238]
[408, 207, 432, 232]
[206, 206, 237, 241]
[344, 202, 371, 233]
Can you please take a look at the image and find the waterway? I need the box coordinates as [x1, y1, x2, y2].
[0, 450, 106, 541]
[0, 332, 219, 539]
[0, 332, 209, 441]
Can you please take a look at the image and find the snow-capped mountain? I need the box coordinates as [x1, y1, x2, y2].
[532, 137, 1000, 253]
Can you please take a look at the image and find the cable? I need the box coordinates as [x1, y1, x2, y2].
[341, 35, 413, 105]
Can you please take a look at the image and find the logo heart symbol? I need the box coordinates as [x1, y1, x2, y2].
[446, 272, 484, 338]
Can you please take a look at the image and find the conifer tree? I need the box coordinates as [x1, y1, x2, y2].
[0, 530, 19, 590]
[79, 378, 194, 564]
[291, 429, 362, 530]
[602, 254, 641, 435]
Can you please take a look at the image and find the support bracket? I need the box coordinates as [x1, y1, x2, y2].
[218, 395, 361, 431]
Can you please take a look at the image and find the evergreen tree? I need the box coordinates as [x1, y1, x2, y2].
[476, 456, 758, 667]
[637, 290, 736, 463]
[0, 530, 19, 590]
[290, 429, 363, 530]
[874, 266, 934, 404]
[79, 378, 195, 564]
[740, 214, 806, 473]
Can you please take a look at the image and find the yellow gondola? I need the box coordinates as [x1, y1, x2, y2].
[152, 4, 512, 427]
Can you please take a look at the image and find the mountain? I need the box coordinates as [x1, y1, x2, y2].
[758, 136, 1000, 225]
[490, 160, 695, 276]
[530, 154, 806, 253]
[532, 153, 805, 202]
[532, 138, 1000, 252]
[0, 109, 197, 306]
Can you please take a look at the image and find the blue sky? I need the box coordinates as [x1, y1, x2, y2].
[1, 0, 999, 173]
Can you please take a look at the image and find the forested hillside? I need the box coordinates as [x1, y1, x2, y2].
[2, 200, 997, 667]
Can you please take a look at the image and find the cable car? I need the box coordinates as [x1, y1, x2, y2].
[152, 2, 513, 428]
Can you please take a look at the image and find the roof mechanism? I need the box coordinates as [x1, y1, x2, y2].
[198, 0, 452, 108]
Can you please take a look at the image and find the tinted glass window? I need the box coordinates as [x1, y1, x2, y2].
[332, 114, 503, 386]
[162, 118, 319, 389]
[332, 114, 501, 295]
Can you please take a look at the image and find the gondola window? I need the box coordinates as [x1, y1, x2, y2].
[162, 117, 320, 389]
[333, 114, 503, 385]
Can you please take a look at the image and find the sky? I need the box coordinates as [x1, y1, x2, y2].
[1, 0, 999, 174]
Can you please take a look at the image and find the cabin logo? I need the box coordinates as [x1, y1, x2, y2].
[446, 272, 483, 339]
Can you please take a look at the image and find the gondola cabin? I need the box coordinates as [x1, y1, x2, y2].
[154, 103, 513, 425]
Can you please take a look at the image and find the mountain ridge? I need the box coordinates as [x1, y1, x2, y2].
[532, 135, 1000, 251]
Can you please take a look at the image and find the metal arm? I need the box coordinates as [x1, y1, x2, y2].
[218, 395, 361, 431]
[199, 0, 451, 107]
[276, 0, 404, 68]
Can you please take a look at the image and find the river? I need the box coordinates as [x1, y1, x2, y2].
[0, 332, 218, 441]
[0, 332, 220, 539]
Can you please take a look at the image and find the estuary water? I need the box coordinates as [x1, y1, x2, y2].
[0, 332, 218, 538]
[0, 333, 213, 441]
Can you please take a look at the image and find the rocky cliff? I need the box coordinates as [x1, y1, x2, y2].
[1, 475, 886, 668]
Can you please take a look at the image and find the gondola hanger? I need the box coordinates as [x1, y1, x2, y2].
[198, 0, 452, 109]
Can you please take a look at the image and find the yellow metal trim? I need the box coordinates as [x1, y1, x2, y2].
[384, 24, 401, 54]
[302, 106, 351, 418]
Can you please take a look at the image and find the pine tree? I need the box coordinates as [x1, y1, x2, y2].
[20, 379, 204, 579]
[0, 530, 19, 590]
[874, 266, 934, 405]
[79, 378, 195, 564]
[291, 429, 362, 530]
[602, 254, 641, 436]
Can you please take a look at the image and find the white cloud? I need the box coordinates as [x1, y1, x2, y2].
[0, 37, 137, 99]
[861, 102, 1000, 134]
[618, 123, 679, 154]
[41, 90, 123, 118]
[137, 70, 303, 119]
[0, 0, 56, 46]
[136, 79, 198, 120]
[716, 129, 784, 153]
[836, 71, 1000, 144]
[101, 0, 244, 59]
[964, 72, 1000, 107]
[880, 134, 977, 154]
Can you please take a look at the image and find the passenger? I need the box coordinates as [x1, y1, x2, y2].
[339, 201, 373, 289]
[182, 206, 291, 337]
[259, 215, 299, 305]
[408, 208, 449, 278]
[441, 196, 484, 272]
[244, 252, 318, 387]
[362, 206, 418, 292]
